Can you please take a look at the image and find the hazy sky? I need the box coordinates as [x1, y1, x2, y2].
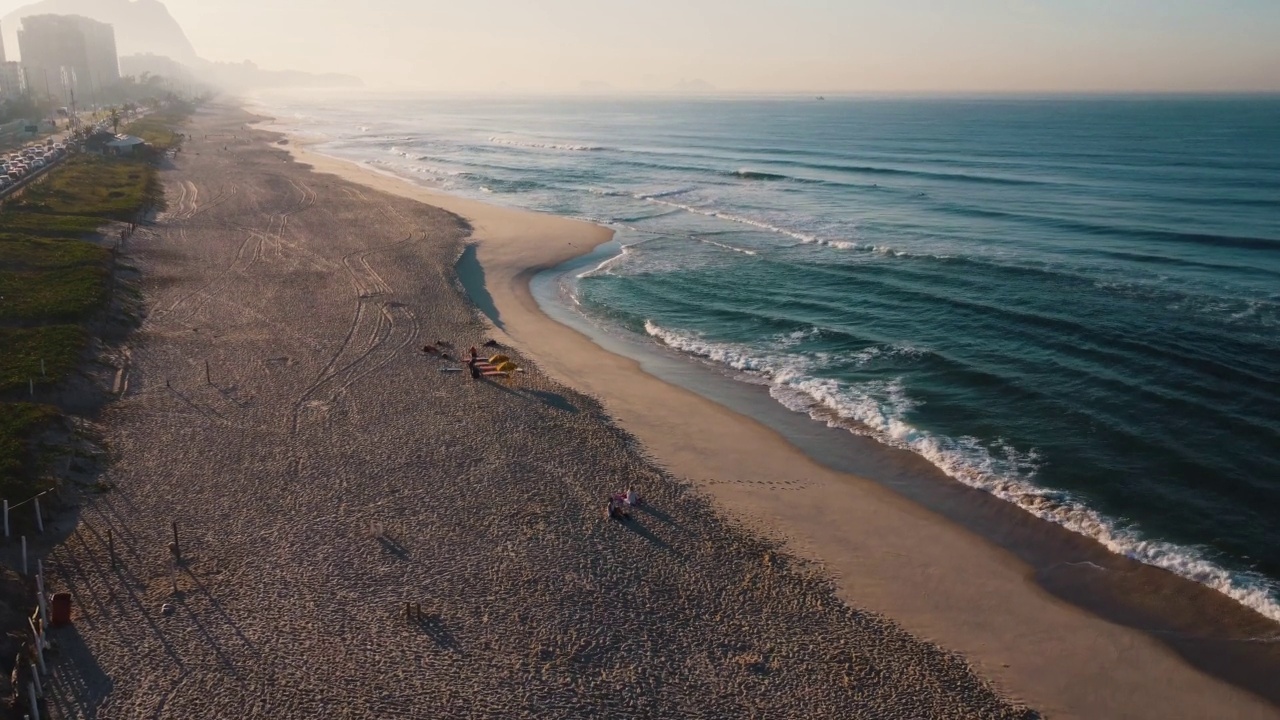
[4, 0, 1280, 92]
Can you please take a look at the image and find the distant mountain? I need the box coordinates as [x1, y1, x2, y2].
[2, 0, 198, 65]
[3, 0, 362, 89]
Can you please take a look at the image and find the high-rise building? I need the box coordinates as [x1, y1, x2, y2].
[17, 14, 120, 104]
[0, 22, 24, 100]
[0, 62, 25, 99]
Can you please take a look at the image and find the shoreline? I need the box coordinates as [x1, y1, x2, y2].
[49, 101, 1041, 718]
[278, 129, 1279, 718]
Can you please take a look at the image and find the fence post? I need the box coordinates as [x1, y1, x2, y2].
[107, 528, 115, 565]
[29, 618, 45, 674]
[205, 360, 211, 385]
[35, 563, 48, 630]
[21, 536, 27, 575]
[29, 379, 34, 398]
[3, 499, 8, 538]
[33, 498, 43, 534]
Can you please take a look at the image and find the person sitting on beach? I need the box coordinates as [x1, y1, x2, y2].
[625, 488, 641, 508]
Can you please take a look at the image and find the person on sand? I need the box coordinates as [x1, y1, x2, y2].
[468, 356, 481, 380]
[625, 488, 640, 508]
[469, 346, 479, 361]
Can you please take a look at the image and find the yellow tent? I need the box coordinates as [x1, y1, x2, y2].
[495, 361, 518, 374]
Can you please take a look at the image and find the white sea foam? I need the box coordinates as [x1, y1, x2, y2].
[577, 245, 634, 279]
[701, 239, 758, 256]
[489, 136, 606, 151]
[642, 320, 1280, 623]
[638, 195, 858, 250]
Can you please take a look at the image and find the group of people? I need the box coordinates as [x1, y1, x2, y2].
[607, 488, 643, 520]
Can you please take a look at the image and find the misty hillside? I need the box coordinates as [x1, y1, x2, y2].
[2, 0, 361, 89]
[2, 0, 198, 64]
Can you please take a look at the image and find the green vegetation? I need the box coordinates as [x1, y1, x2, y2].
[0, 326, 86, 394]
[0, 214, 103, 237]
[0, 404, 58, 498]
[10, 155, 164, 220]
[125, 104, 194, 151]
[0, 123, 177, 496]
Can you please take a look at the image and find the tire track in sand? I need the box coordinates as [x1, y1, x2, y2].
[291, 234, 419, 434]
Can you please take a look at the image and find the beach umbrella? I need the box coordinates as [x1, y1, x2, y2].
[489, 354, 510, 364]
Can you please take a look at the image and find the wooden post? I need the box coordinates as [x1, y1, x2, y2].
[107, 528, 115, 565]
[33, 498, 43, 534]
[205, 360, 211, 385]
[21, 536, 27, 575]
[3, 499, 8, 538]
[29, 618, 45, 674]
[40, 359, 45, 378]
[29, 379, 34, 397]
[36, 563, 47, 630]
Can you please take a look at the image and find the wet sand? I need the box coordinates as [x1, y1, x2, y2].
[40, 103, 1039, 718]
[283, 115, 1280, 718]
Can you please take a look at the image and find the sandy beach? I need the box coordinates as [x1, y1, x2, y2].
[283, 118, 1280, 717]
[35, 103, 1036, 719]
[32, 101, 1275, 719]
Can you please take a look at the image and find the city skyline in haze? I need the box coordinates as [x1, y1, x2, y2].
[1, 0, 1278, 93]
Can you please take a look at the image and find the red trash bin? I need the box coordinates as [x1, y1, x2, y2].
[50, 592, 72, 627]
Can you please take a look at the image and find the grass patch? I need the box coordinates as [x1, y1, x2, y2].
[0, 107, 186, 500]
[0, 403, 58, 497]
[0, 234, 109, 269]
[0, 326, 86, 393]
[0, 213, 103, 237]
[10, 155, 160, 220]
[126, 110, 191, 150]
[0, 265, 109, 323]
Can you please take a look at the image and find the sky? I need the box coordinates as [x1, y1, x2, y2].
[3, 0, 1280, 92]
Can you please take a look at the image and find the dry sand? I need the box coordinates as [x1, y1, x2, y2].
[37, 104, 1041, 719]
[282, 115, 1280, 718]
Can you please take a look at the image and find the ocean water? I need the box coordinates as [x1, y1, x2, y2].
[257, 92, 1280, 621]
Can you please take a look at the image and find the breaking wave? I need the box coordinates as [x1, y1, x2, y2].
[642, 320, 1280, 623]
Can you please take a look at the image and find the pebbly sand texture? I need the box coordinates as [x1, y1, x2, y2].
[37, 104, 1036, 718]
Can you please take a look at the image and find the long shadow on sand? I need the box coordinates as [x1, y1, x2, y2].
[454, 245, 503, 329]
[412, 613, 463, 654]
[378, 534, 411, 560]
[45, 626, 113, 720]
[521, 389, 578, 413]
[614, 517, 675, 554]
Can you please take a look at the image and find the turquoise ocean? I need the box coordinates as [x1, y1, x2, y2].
[256, 93, 1280, 623]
